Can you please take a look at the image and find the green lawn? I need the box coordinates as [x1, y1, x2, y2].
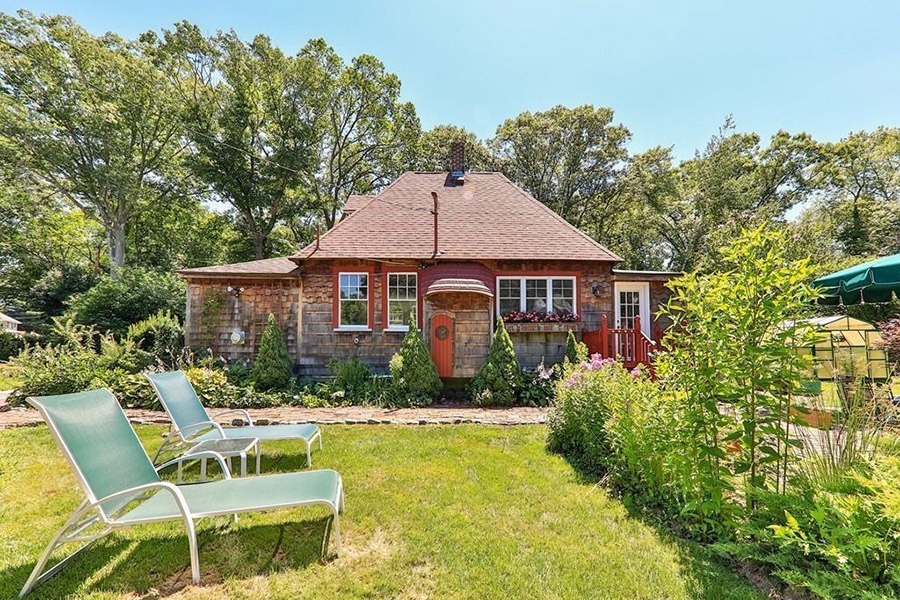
[0, 424, 764, 599]
[0, 363, 22, 391]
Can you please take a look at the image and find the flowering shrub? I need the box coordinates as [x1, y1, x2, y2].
[502, 311, 579, 323]
[519, 360, 557, 406]
[549, 354, 665, 479]
[877, 316, 900, 364]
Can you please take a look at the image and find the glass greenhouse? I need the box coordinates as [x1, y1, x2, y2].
[791, 315, 891, 382]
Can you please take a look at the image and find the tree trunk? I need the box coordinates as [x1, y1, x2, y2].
[107, 221, 127, 275]
[253, 231, 267, 260]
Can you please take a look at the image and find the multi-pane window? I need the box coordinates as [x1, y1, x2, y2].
[552, 279, 575, 314]
[496, 276, 577, 316]
[498, 279, 521, 315]
[524, 279, 548, 312]
[618, 290, 641, 329]
[339, 273, 368, 328]
[387, 273, 417, 329]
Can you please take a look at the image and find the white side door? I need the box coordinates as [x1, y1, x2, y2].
[613, 282, 651, 337]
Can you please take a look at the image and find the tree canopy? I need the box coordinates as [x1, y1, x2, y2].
[1, 10, 899, 328]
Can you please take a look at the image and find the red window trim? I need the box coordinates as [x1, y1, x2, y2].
[493, 270, 581, 316]
[381, 267, 423, 331]
[332, 265, 376, 330]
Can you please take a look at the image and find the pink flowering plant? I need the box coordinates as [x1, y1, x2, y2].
[548, 353, 662, 479]
[501, 310, 579, 323]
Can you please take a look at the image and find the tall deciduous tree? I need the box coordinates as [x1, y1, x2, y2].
[168, 24, 319, 259]
[0, 11, 188, 272]
[416, 125, 493, 171]
[0, 177, 104, 310]
[491, 105, 631, 237]
[646, 119, 815, 270]
[300, 39, 421, 228]
[808, 128, 900, 257]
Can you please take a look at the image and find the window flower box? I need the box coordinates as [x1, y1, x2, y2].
[504, 322, 581, 334]
[502, 311, 579, 324]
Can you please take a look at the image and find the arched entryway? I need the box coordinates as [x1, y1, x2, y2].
[421, 264, 494, 378]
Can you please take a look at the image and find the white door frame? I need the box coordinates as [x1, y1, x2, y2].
[613, 282, 651, 337]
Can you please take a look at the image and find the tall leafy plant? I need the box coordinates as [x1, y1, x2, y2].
[564, 329, 588, 364]
[658, 227, 819, 520]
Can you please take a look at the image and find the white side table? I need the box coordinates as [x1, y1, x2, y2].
[180, 437, 261, 481]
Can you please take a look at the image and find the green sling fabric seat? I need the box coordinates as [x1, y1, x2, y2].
[193, 423, 320, 444]
[20, 389, 344, 598]
[115, 470, 341, 524]
[146, 370, 322, 467]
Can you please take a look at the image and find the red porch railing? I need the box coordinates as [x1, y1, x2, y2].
[582, 314, 656, 369]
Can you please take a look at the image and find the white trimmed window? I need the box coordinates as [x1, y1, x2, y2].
[338, 272, 369, 328]
[496, 276, 577, 316]
[387, 273, 417, 330]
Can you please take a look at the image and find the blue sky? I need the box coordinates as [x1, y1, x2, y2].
[5, 0, 900, 159]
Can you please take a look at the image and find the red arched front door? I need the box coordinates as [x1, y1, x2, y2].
[430, 314, 454, 377]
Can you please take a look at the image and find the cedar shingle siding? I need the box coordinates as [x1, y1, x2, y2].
[180, 170, 675, 377]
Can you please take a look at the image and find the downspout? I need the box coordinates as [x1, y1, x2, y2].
[431, 191, 440, 259]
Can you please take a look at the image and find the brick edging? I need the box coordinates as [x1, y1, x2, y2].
[0, 404, 548, 429]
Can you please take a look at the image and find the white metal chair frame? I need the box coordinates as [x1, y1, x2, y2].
[146, 378, 323, 468]
[20, 398, 343, 598]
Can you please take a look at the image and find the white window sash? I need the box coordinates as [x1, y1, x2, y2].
[338, 272, 370, 329]
[495, 276, 577, 315]
[386, 272, 418, 330]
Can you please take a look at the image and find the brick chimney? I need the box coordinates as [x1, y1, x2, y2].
[449, 141, 465, 180]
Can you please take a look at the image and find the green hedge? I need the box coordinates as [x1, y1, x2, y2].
[65, 268, 185, 338]
[0, 330, 25, 361]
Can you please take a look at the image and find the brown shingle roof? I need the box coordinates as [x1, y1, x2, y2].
[293, 172, 622, 262]
[342, 194, 374, 213]
[178, 257, 300, 279]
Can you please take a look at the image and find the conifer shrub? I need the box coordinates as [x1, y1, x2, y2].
[564, 329, 588, 364]
[389, 315, 442, 406]
[469, 318, 522, 406]
[251, 313, 292, 391]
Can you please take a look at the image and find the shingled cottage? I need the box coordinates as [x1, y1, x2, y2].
[179, 143, 676, 379]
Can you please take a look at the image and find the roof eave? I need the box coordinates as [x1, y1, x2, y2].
[177, 269, 300, 280]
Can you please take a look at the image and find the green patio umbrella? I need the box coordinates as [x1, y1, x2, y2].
[813, 253, 900, 305]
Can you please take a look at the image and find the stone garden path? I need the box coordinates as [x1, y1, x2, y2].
[0, 391, 548, 429]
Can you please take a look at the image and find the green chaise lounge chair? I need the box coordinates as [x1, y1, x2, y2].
[20, 389, 343, 598]
[146, 370, 322, 467]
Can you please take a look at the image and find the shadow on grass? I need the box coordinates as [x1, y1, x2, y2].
[553, 450, 769, 600]
[1, 517, 335, 599]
